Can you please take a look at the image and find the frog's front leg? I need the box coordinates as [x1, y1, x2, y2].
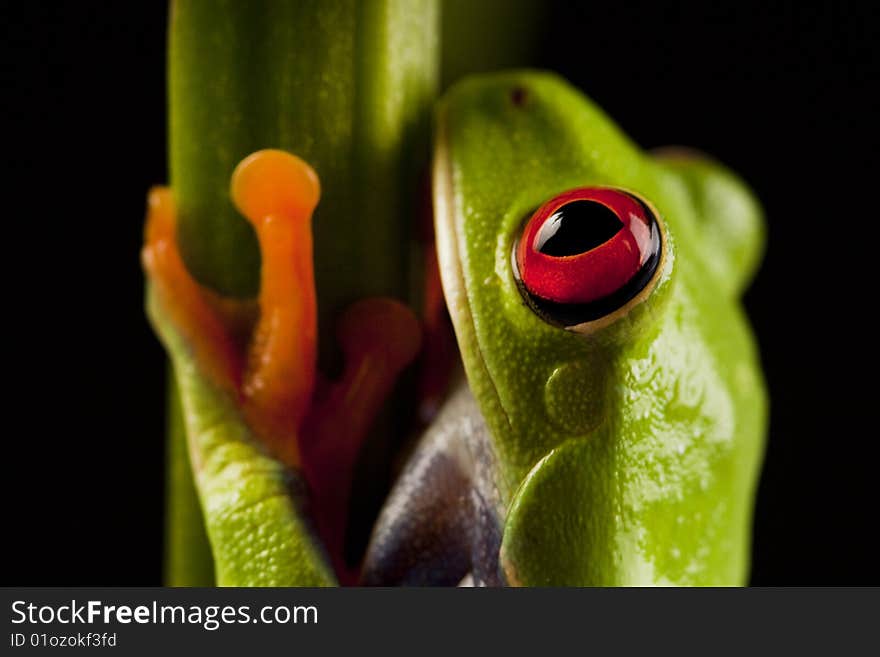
[144, 149, 421, 585]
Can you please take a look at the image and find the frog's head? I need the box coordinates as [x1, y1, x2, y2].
[433, 71, 766, 585]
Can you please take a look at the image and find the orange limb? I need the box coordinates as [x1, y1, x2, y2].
[301, 298, 421, 583]
[144, 149, 423, 583]
[142, 187, 243, 393]
[231, 150, 321, 468]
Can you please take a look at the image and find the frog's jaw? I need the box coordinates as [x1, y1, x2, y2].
[432, 112, 592, 585]
[432, 106, 520, 503]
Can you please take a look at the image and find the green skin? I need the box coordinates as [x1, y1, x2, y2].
[149, 287, 336, 586]
[433, 71, 767, 585]
[151, 69, 766, 587]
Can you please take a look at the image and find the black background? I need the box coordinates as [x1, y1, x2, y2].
[3, 1, 877, 585]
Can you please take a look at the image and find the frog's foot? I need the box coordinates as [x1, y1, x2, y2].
[143, 149, 421, 581]
[231, 149, 322, 466]
[142, 187, 245, 394]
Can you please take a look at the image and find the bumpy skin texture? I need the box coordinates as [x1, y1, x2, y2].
[148, 287, 336, 586]
[433, 71, 767, 585]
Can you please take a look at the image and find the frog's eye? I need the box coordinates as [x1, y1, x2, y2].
[514, 187, 662, 326]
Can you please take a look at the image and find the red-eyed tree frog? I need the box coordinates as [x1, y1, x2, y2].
[144, 71, 766, 587]
[362, 71, 767, 586]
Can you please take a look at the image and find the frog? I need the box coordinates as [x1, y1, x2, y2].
[144, 70, 766, 587]
[361, 71, 767, 586]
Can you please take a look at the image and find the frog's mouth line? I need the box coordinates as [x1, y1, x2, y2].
[430, 108, 517, 487]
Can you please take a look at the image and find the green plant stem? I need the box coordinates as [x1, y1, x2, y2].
[163, 372, 214, 586]
[163, 0, 438, 584]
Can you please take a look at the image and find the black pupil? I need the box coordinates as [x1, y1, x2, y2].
[534, 200, 623, 257]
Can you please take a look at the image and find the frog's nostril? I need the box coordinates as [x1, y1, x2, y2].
[510, 86, 528, 107]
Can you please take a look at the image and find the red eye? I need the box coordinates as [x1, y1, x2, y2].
[515, 188, 661, 324]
